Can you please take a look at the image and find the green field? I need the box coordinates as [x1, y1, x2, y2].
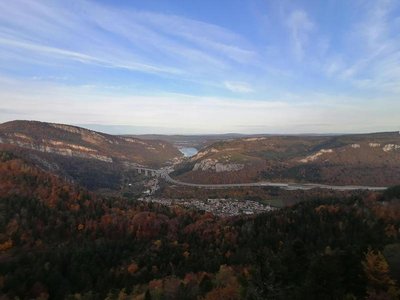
[260, 198, 285, 208]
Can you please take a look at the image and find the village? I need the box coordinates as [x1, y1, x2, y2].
[133, 176, 276, 217]
[138, 196, 276, 217]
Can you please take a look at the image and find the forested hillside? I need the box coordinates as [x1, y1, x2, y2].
[0, 120, 182, 191]
[0, 151, 399, 299]
[0, 121, 181, 167]
[174, 133, 400, 186]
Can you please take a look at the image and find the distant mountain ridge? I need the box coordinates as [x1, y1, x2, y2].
[0, 120, 181, 166]
[130, 132, 399, 149]
[173, 132, 400, 186]
[2, 120, 400, 188]
[0, 120, 182, 190]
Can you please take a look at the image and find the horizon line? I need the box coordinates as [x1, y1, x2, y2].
[1, 119, 399, 137]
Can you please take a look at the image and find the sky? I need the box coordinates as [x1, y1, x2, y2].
[0, 0, 399, 134]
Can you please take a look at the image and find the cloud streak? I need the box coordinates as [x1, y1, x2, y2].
[286, 9, 314, 61]
[0, 0, 257, 90]
[326, 0, 400, 93]
[224, 81, 254, 93]
[0, 36, 182, 75]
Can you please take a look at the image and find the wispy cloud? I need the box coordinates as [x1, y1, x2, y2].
[335, 0, 400, 93]
[0, 0, 256, 88]
[140, 12, 257, 64]
[286, 10, 314, 61]
[0, 36, 182, 75]
[224, 81, 254, 93]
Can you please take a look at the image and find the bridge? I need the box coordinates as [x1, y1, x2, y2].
[134, 167, 160, 177]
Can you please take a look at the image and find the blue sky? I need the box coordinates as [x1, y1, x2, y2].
[0, 0, 399, 134]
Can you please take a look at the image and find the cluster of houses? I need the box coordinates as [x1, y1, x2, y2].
[138, 197, 275, 217]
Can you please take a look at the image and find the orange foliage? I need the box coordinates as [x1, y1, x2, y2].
[204, 285, 240, 300]
[69, 203, 80, 212]
[183, 214, 221, 242]
[0, 157, 91, 210]
[0, 239, 13, 251]
[162, 277, 181, 298]
[315, 204, 341, 214]
[131, 212, 169, 239]
[148, 279, 163, 290]
[100, 214, 113, 226]
[127, 262, 139, 274]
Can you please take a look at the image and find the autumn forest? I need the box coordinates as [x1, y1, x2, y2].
[1, 151, 399, 299]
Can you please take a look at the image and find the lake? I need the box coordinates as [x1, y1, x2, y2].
[178, 147, 198, 157]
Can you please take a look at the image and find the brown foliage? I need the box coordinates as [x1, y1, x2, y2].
[203, 285, 241, 300]
[0, 239, 13, 251]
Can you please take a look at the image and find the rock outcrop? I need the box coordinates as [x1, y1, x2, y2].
[299, 149, 333, 163]
[193, 159, 244, 172]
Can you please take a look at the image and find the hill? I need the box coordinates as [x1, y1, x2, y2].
[0, 120, 181, 190]
[0, 150, 399, 299]
[172, 132, 400, 186]
[0, 120, 181, 166]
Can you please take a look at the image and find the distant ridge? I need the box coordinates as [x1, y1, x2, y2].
[172, 131, 400, 186]
[0, 120, 182, 190]
[0, 120, 181, 166]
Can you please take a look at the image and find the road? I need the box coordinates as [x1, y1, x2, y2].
[157, 170, 387, 191]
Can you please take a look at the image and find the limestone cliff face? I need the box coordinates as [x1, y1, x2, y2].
[298, 149, 334, 163]
[296, 142, 400, 164]
[175, 132, 400, 186]
[1, 134, 113, 162]
[383, 144, 400, 152]
[193, 158, 244, 172]
[0, 120, 182, 167]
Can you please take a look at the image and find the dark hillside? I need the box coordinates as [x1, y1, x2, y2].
[0, 151, 399, 299]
